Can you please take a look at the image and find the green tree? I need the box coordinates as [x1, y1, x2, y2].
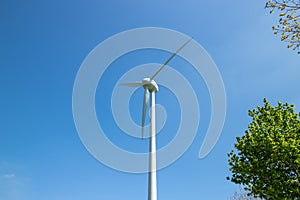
[227, 99, 300, 199]
[265, 0, 300, 54]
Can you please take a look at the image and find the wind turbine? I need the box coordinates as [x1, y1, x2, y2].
[120, 38, 193, 200]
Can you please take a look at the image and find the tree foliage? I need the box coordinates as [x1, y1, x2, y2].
[265, 0, 300, 54]
[228, 99, 300, 199]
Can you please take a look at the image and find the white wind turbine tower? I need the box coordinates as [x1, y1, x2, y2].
[120, 38, 193, 200]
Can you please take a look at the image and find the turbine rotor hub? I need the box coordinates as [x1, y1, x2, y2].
[142, 78, 159, 93]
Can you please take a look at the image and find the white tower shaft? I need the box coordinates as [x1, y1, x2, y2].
[148, 91, 157, 200]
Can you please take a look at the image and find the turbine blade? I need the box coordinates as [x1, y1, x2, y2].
[119, 82, 143, 87]
[141, 89, 149, 139]
[150, 37, 193, 80]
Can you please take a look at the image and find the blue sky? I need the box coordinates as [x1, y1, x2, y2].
[1, 0, 299, 200]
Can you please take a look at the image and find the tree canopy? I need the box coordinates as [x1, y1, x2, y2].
[227, 99, 300, 199]
[265, 0, 300, 54]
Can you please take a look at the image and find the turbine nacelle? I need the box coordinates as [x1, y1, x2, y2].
[142, 78, 159, 93]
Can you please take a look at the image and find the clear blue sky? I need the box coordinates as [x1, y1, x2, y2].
[1, 0, 299, 200]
